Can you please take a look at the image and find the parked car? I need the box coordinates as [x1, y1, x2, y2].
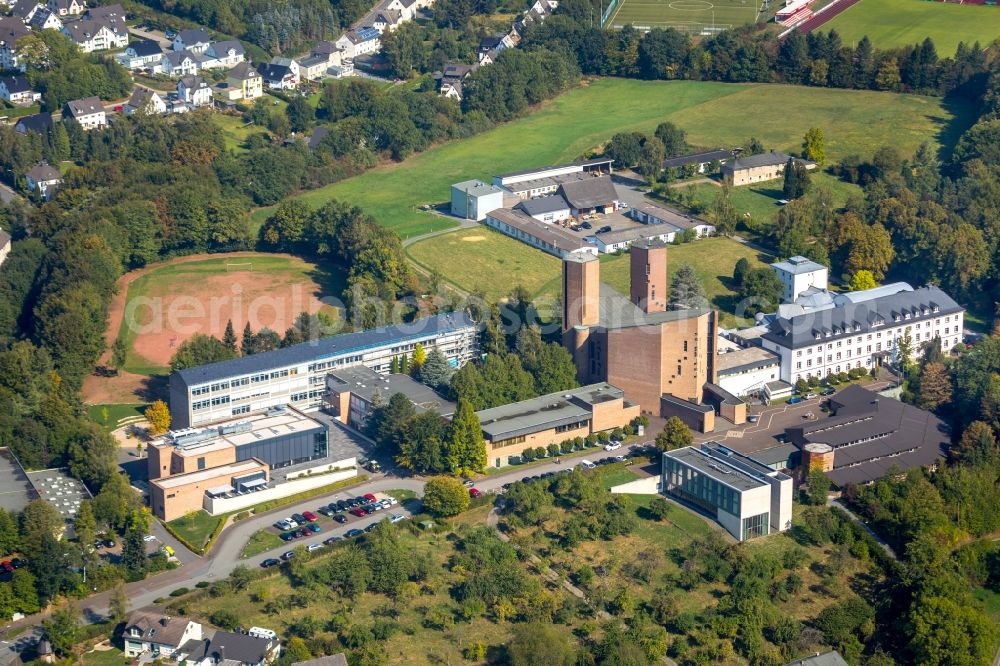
[104, 539, 116, 548]
[274, 520, 293, 530]
[468, 488, 482, 498]
[307, 523, 321, 533]
[364, 522, 379, 533]
[385, 496, 398, 506]
[301, 511, 318, 522]
[748, 415, 759, 423]
[805, 392, 817, 399]
[318, 505, 335, 517]
[788, 397, 804, 405]
[260, 558, 280, 568]
[280, 532, 295, 542]
[297, 528, 311, 538]
[345, 529, 364, 538]
[377, 499, 392, 509]
[143, 534, 157, 542]
[604, 442, 622, 451]
[323, 537, 341, 546]
[11, 559, 24, 569]
[462, 479, 474, 488]
[350, 507, 368, 517]
[389, 514, 407, 523]
[821, 387, 836, 396]
[291, 513, 307, 524]
[281, 551, 295, 561]
[336, 500, 349, 511]
[334, 514, 348, 524]
[363, 493, 377, 503]
[306, 543, 322, 552]
[578, 460, 596, 469]
[598, 225, 612, 233]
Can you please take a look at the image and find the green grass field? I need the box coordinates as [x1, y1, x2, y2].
[166, 511, 224, 551]
[213, 114, 267, 153]
[86, 403, 149, 433]
[607, 0, 764, 32]
[250, 79, 972, 243]
[824, 0, 1000, 55]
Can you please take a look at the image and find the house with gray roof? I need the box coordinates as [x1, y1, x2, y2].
[14, 111, 52, 135]
[0, 75, 38, 105]
[173, 28, 211, 54]
[0, 16, 31, 69]
[514, 194, 571, 223]
[204, 40, 245, 68]
[28, 7, 62, 30]
[722, 150, 816, 186]
[760, 285, 964, 385]
[555, 174, 618, 214]
[118, 39, 163, 69]
[180, 630, 279, 666]
[123, 612, 203, 658]
[783, 651, 849, 666]
[661, 148, 733, 173]
[24, 161, 61, 199]
[63, 96, 106, 129]
[484, 208, 598, 259]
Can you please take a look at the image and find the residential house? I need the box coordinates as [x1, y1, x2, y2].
[161, 50, 199, 77]
[177, 631, 280, 666]
[10, 0, 40, 22]
[177, 75, 212, 107]
[173, 28, 211, 54]
[258, 58, 299, 89]
[384, 0, 414, 19]
[295, 53, 331, 80]
[721, 151, 816, 186]
[0, 16, 31, 70]
[61, 5, 127, 52]
[63, 96, 106, 129]
[372, 9, 402, 33]
[125, 87, 166, 115]
[335, 27, 379, 59]
[118, 39, 163, 69]
[435, 62, 476, 100]
[203, 40, 244, 68]
[24, 162, 60, 200]
[46, 0, 83, 16]
[224, 61, 263, 101]
[123, 612, 203, 659]
[28, 8, 62, 30]
[14, 111, 52, 135]
[0, 75, 39, 105]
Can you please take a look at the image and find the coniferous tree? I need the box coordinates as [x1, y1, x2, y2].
[668, 264, 708, 310]
[222, 320, 237, 352]
[241, 322, 254, 356]
[447, 398, 486, 476]
[418, 347, 453, 389]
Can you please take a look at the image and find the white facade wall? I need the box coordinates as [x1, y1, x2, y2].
[764, 312, 964, 385]
[494, 163, 583, 187]
[775, 266, 828, 303]
[203, 467, 357, 515]
[718, 362, 781, 397]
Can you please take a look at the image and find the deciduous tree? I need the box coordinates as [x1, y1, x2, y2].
[655, 417, 692, 451]
[422, 476, 469, 517]
[145, 400, 171, 436]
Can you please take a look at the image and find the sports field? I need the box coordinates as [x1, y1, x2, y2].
[111, 253, 345, 375]
[250, 79, 972, 240]
[606, 0, 763, 32]
[823, 0, 1000, 55]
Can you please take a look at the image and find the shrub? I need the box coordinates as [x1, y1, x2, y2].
[234, 511, 250, 521]
[574, 436, 585, 449]
[463, 642, 487, 661]
[169, 587, 190, 597]
[195, 581, 210, 588]
[522, 447, 536, 462]
[623, 424, 634, 436]
[560, 440, 574, 454]
[647, 498, 672, 521]
[597, 431, 610, 444]
[547, 443, 560, 457]
[211, 608, 240, 630]
[611, 427, 624, 440]
[534, 446, 546, 459]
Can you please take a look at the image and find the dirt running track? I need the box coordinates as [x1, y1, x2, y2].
[84, 252, 314, 405]
[792, 0, 863, 34]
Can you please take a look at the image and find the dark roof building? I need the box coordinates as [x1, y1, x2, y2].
[0, 16, 30, 44]
[0, 75, 31, 95]
[556, 175, 618, 212]
[514, 194, 570, 217]
[182, 631, 277, 666]
[26, 162, 60, 182]
[176, 28, 210, 45]
[127, 39, 162, 56]
[786, 385, 948, 486]
[763, 286, 963, 350]
[15, 112, 53, 135]
[63, 96, 103, 118]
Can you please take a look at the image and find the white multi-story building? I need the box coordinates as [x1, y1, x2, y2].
[771, 255, 828, 303]
[663, 443, 793, 541]
[169, 312, 480, 429]
[761, 284, 964, 386]
[63, 96, 106, 129]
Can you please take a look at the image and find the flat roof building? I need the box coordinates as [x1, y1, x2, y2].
[476, 382, 640, 468]
[484, 208, 598, 259]
[716, 346, 781, 397]
[0, 448, 36, 514]
[662, 442, 792, 541]
[326, 365, 455, 430]
[150, 458, 269, 521]
[25, 468, 92, 522]
[450, 179, 504, 221]
[169, 312, 479, 428]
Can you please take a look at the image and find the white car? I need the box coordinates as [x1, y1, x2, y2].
[143, 534, 157, 542]
[378, 499, 392, 509]
[389, 513, 407, 523]
[306, 543, 323, 552]
[385, 496, 398, 506]
[604, 442, 622, 451]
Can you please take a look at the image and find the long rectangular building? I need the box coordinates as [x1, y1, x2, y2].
[169, 312, 480, 428]
[761, 286, 964, 385]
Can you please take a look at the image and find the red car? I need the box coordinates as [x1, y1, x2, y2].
[363, 493, 377, 503]
[468, 488, 482, 498]
[301, 511, 318, 522]
[350, 507, 368, 517]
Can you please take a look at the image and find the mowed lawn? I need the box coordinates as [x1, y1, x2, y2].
[824, 0, 1000, 55]
[250, 79, 751, 237]
[213, 114, 267, 153]
[406, 226, 561, 301]
[609, 0, 764, 30]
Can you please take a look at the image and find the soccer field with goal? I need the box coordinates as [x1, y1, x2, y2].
[605, 0, 768, 32]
